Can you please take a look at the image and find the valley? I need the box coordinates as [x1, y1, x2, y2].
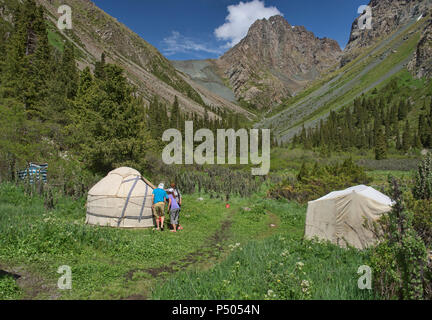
[0, 0, 431, 302]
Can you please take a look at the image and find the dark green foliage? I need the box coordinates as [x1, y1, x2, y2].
[296, 162, 309, 182]
[0, 99, 48, 182]
[375, 127, 387, 160]
[370, 178, 429, 300]
[268, 159, 371, 203]
[145, 154, 267, 198]
[169, 96, 180, 130]
[0, 0, 160, 191]
[292, 76, 429, 155]
[94, 52, 106, 80]
[66, 64, 155, 175]
[0, 0, 52, 116]
[402, 120, 412, 152]
[418, 97, 432, 148]
[408, 197, 432, 247]
[413, 153, 432, 200]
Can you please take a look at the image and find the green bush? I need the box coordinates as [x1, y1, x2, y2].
[407, 197, 432, 247]
[413, 153, 432, 200]
[268, 158, 371, 203]
[370, 178, 429, 300]
[0, 274, 22, 300]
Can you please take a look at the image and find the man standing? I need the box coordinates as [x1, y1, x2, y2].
[152, 183, 168, 231]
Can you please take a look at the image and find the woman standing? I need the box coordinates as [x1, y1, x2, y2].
[167, 188, 181, 232]
[170, 182, 183, 231]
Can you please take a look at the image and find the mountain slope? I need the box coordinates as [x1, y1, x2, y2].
[258, 2, 432, 144]
[171, 59, 238, 104]
[31, 0, 251, 119]
[342, 0, 432, 66]
[172, 15, 342, 110]
[214, 15, 342, 109]
[409, 17, 432, 78]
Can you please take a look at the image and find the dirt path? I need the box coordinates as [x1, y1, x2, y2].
[123, 212, 235, 299]
[0, 264, 59, 300]
[144, 219, 232, 278]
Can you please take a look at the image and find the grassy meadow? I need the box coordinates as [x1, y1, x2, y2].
[0, 162, 410, 300]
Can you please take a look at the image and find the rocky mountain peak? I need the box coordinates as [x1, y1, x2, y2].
[342, 0, 432, 66]
[215, 15, 342, 108]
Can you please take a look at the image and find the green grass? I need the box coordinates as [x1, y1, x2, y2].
[0, 273, 23, 300]
[0, 183, 237, 299]
[152, 197, 376, 300]
[47, 27, 65, 52]
[0, 176, 404, 300]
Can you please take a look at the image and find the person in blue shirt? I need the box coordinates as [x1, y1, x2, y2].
[152, 183, 168, 231]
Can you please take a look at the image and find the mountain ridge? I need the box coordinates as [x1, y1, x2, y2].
[30, 0, 253, 119]
[174, 15, 342, 110]
[257, 0, 432, 144]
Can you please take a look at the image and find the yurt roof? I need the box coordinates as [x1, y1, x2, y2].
[109, 167, 156, 189]
[311, 185, 394, 206]
[88, 167, 156, 196]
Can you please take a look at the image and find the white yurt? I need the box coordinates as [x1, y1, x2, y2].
[86, 167, 156, 228]
[305, 185, 394, 250]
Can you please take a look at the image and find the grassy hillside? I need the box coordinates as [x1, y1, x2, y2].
[259, 13, 431, 144]
[37, 0, 205, 105]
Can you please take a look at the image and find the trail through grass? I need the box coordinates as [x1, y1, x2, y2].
[152, 198, 376, 300]
[0, 183, 379, 300]
[0, 184, 239, 299]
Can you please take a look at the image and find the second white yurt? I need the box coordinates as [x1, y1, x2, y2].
[86, 167, 156, 228]
[305, 185, 394, 250]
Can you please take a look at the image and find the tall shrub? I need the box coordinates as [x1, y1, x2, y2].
[413, 153, 432, 200]
[371, 178, 428, 300]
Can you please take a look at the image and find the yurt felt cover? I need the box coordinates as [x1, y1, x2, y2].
[305, 185, 393, 250]
[86, 167, 156, 228]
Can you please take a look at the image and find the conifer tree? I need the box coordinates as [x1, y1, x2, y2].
[402, 120, 412, 152]
[60, 42, 79, 99]
[414, 132, 422, 150]
[170, 96, 180, 129]
[375, 127, 387, 160]
[67, 64, 155, 173]
[398, 100, 408, 121]
[94, 52, 106, 79]
[297, 162, 309, 182]
[396, 124, 402, 151]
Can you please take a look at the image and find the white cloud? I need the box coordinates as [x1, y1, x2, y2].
[214, 0, 282, 48]
[162, 31, 223, 57]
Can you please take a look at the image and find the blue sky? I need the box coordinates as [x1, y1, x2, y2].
[93, 0, 367, 60]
